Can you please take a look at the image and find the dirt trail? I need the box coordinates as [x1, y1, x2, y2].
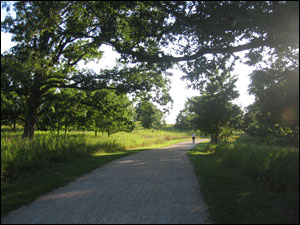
[2, 139, 211, 224]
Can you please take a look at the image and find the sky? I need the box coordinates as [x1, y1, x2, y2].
[80, 46, 255, 124]
[1, 7, 255, 124]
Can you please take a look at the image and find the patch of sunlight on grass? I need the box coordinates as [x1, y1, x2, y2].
[215, 158, 223, 163]
[128, 138, 190, 150]
[92, 151, 126, 156]
[190, 151, 213, 156]
[240, 192, 251, 197]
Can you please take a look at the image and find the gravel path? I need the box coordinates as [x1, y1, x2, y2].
[2, 139, 211, 224]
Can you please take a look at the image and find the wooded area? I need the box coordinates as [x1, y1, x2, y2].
[1, 1, 299, 146]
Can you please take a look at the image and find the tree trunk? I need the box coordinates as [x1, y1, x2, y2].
[13, 121, 16, 131]
[11, 121, 16, 131]
[22, 78, 41, 139]
[23, 106, 38, 139]
[211, 133, 218, 144]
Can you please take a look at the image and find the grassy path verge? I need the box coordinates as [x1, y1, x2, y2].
[1, 138, 188, 218]
[188, 141, 299, 224]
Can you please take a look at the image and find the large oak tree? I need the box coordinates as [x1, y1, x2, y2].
[1, 1, 298, 138]
[1, 1, 171, 138]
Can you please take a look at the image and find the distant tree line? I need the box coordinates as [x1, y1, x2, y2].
[1, 86, 166, 136]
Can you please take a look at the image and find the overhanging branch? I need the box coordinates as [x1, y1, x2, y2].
[109, 38, 270, 63]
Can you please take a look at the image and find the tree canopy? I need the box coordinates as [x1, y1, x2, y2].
[1, 1, 172, 138]
[243, 65, 299, 145]
[1, 1, 298, 139]
[136, 100, 164, 129]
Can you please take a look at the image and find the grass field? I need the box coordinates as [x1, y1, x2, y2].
[1, 127, 191, 217]
[188, 135, 299, 224]
[1, 128, 191, 181]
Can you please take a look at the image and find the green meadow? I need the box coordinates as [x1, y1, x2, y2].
[1, 128, 191, 182]
[188, 135, 299, 224]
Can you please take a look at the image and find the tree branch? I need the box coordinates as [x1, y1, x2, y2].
[110, 38, 270, 63]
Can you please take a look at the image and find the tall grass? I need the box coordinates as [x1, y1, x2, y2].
[208, 135, 299, 192]
[1, 129, 189, 181]
[189, 140, 299, 224]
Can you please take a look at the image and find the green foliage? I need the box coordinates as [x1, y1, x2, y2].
[1, 1, 298, 140]
[175, 1, 299, 89]
[136, 100, 164, 129]
[86, 89, 136, 136]
[188, 140, 299, 224]
[1, 128, 189, 181]
[1, 1, 172, 138]
[1, 90, 26, 129]
[177, 71, 243, 143]
[174, 107, 195, 131]
[211, 135, 299, 193]
[244, 64, 299, 146]
[36, 89, 87, 132]
[35, 88, 137, 137]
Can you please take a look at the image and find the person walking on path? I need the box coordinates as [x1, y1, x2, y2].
[192, 132, 196, 144]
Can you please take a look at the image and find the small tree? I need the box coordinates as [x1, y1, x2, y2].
[189, 71, 242, 144]
[136, 101, 164, 129]
[1, 90, 26, 130]
[175, 99, 198, 131]
[86, 90, 136, 137]
[37, 89, 87, 134]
